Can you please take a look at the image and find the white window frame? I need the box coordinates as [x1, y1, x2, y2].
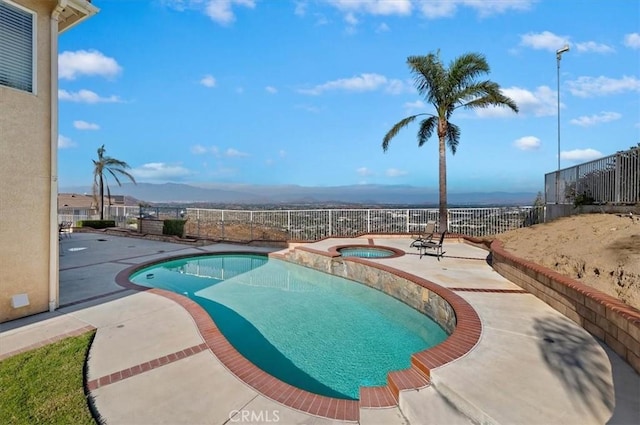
[0, 0, 37, 94]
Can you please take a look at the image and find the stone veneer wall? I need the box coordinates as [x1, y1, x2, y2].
[139, 219, 164, 236]
[491, 239, 640, 374]
[283, 249, 456, 334]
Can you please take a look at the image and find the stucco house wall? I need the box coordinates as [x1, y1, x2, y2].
[0, 0, 97, 322]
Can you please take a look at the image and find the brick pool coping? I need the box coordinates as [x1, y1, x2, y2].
[113, 249, 482, 421]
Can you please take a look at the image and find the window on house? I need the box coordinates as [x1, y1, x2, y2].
[0, 0, 36, 93]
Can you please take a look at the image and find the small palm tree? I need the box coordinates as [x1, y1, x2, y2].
[92, 144, 136, 220]
[383, 51, 519, 231]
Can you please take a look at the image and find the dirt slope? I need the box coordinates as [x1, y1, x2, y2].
[494, 213, 640, 310]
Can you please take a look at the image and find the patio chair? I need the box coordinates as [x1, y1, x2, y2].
[410, 220, 436, 248]
[413, 230, 446, 259]
[59, 222, 72, 239]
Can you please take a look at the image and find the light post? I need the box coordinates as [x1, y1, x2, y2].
[556, 44, 569, 203]
[556, 44, 569, 171]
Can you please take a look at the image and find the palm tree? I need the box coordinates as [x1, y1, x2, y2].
[383, 51, 519, 232]
[92, 144, 136, 220]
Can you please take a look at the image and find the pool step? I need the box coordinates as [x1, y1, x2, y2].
[359, 385, 397, 408]
[387, 366, 431, 401]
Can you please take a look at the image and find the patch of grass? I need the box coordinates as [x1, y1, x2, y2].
[0, 330, 96, 425]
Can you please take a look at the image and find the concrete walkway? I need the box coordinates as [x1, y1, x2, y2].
[1, 233, 638, 425]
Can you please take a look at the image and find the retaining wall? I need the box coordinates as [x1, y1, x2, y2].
[491, 239, 640, 374]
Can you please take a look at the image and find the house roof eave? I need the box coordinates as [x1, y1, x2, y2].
[57, 0, 99, 34]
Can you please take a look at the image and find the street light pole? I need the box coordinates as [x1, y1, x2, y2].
[556, 44, 570, 171]
[556, 45, 569, 204]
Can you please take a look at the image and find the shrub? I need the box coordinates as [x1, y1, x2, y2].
[78, 220, 115, 229]
[163, 219, 186, 237]
[574, 192, 595, 207]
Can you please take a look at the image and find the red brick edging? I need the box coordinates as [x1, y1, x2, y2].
[86, 343, 208, 391]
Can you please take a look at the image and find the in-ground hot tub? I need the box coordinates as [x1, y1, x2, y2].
[332, 244, 404, 259]
[338, 246, 396, 258]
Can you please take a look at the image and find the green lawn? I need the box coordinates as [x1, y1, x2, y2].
[0, 330, 97, 425]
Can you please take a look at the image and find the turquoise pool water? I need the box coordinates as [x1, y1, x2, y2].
[130, 254, 448, 399]
[338, 247, 395, 258]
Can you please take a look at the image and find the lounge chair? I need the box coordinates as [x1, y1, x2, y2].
[413, 230, 446, 259]
[410, 220, 436, 248]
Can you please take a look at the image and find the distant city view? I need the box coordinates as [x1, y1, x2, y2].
[60, 182, 539, 207]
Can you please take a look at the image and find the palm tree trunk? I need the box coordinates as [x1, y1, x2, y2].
[99, 174, 104, 220]
[438, 135, 448, 232]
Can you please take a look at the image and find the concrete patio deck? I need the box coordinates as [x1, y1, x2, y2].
[1, 232, 638, 425]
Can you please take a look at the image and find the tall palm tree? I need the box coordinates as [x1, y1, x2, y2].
[383, 51, 519, 232]
[92, 144, 136, 220]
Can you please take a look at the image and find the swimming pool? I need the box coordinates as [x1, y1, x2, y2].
[130, 254, 448, 399]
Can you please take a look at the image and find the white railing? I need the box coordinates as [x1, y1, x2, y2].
[58, 205, 545, 240]
[57, 205, 141, 228]
[183, 206, 545, 241]
[545, 147, 639, 205]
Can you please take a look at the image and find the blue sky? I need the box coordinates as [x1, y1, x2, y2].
[58, 0, 640, 193]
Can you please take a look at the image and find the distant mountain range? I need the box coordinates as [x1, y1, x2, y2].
[59, 182, 538, 206]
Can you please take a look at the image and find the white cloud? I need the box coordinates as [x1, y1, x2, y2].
[204, 0, 256, 25]
[520, 31, 569, 51]
[265, 86, 278, 94]
[225, 148, 249, 157]
[58, 135, 76, 149]
[59, 89, 121, 103]
[298, 73, 397, 95]
[163, 0, 255, 25]
[513, 136, 540, 151]
[567, 76, 640, 97]
[575, 41, 614, 54]
[344, 12, 358, 26]
[190, 144, 209, 155]
[294, 1, 307, 16]
[327, 0, 412, 16]
[131, 163, 192, 180]
[561, 148, 603, 162]
[385, 168, 408, 177]
[376, 22, 390, 32]
[385, 79, 409, 94]
[73, 120, 100, 130]
[624, 33, 640, 49]
[190, 145, 221, 156]
[420, 0, 534, 19]
[476, 86, 555, 117]
[570, 111, 622, 127]
[404, 100, 425, 111]
[418, 0, 456, 18]
[58, 50, 122, 80]
[326, 0, 533, 19]
[357, 167, 374, 176]
[200, 74, 216, 87]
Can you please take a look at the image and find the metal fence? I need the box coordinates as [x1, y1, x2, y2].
[58, 205, 545, 241]
[58, 205, 141, 228]
[183, 206, 545, 241]
[545, 147, 639, 205]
